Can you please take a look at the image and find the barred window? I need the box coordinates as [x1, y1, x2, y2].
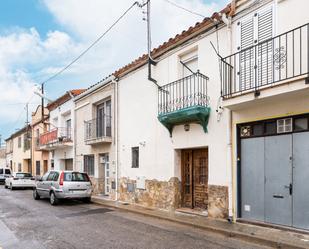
[131, 147, 139, 168]
[84, 155, 95, 176]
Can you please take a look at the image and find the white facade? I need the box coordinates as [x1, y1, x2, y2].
[48, 98, 75, 171]
[74, 80, 116, 197]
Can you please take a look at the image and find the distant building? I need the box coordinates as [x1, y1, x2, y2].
[0, 146, 6, 167]
[40, 90, 85, 171]
[31, 105, 50, 176]
[5, 126, 31, 172]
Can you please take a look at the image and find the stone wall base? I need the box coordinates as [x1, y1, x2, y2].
[119, 177, 181, 210]
[208, 185, 229, 219]
[117, 177, 228, 218]
[91, 177, 104, 195]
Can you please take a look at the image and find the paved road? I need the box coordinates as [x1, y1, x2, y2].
[0, 187, 270, 249]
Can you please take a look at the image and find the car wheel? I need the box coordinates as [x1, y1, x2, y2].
[10, 183, 14, 190]
[50, 192, 58, 206]
[83, 197, 91, 203]
[4, 184, 8, 189]
[33, 189, 40, 200]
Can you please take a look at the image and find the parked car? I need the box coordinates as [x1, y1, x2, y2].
[0, 167, 12, 184]
[5, 172, 35, 190]
[33, 171, 92, 205]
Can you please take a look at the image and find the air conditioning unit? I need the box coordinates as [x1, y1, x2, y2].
[277, 118, 293, 133]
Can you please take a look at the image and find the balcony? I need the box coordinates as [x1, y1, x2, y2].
[84, 116, 112, 145]
[158, 72, 211, 136]
[38, 128, 72, 151]
[221, 23, 309, 104]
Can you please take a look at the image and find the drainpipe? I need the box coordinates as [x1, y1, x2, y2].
[221, 13, 234, 221]
[112, 77, 119, 201]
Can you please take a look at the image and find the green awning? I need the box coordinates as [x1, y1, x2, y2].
[158, 105, 211, 137]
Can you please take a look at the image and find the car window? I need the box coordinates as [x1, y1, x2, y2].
[47, 172, 55, 181]
[5, 169, 11, 174]
[53, 172, 59, 181]
[42, 172, 50, 181]
[16, 173, 32, 178]
[64, 172, 89, 182]
[0, 169, 3, 174]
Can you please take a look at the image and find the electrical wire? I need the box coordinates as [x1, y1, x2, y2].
[6, 1, 142, 138]
[40, 1, 140, 86]
[162, 0, 206, 18]
[9, 94, 36, 135]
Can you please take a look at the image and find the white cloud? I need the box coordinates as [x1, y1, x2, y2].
[0, 27, 82, 134]
[42, 0, 229, 70]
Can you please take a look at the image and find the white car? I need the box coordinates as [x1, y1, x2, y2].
[5, 172, 35, 190]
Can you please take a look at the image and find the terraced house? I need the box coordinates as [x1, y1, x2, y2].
[39, 90, 85, 171]
[109, 3, 233, 219]
[74, 79, 116, 197]
[4, 126, 31, 173]
[221, 0, 309, 230]
[31, 105, 50, 176]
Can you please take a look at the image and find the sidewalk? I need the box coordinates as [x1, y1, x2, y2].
[92, 196, 309, 249]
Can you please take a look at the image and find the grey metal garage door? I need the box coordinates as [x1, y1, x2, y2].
[293, 132, 309, 229]
[264, 135, 292, 226]
[241, 132, 309, 229]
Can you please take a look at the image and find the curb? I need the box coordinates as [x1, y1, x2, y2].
[92, 198, 306, 249]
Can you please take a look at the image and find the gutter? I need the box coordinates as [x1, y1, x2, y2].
[112, 78, 119, 202]
[220, 12, 234, 221]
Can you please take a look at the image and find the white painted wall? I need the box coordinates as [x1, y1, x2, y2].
[74, 82, 116, 196]
[118, 25, 230, 187]
[49, 99, 74, 170]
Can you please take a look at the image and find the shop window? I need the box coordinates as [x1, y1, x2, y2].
[294, 118, 308, 131]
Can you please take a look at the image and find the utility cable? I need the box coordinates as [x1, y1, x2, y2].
[40, 1, 140, 86]
[162, 0, 206, 18]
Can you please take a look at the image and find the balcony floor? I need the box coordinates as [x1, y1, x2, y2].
[158, 105, 211, 136]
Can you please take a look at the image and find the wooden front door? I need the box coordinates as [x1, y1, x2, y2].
[181, 149, 208, 209]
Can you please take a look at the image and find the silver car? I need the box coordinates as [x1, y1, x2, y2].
[33, 170, 92, 205]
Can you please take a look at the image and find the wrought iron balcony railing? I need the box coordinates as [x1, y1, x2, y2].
[158, 72, 209, 115]
[84, 116, 112, 142]
[39, 127, 72, 147]
[221, 23, 309, 98]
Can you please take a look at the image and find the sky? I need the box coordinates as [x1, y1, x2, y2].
[0, 0, 229, 141]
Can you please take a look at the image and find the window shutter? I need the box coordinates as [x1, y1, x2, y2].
[257, 5, 273, 86]
[257, 6, 273, 43]
[240, 17, 254, 50]
[238, 17, 255, 90]
[236, 4, 274, 90]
